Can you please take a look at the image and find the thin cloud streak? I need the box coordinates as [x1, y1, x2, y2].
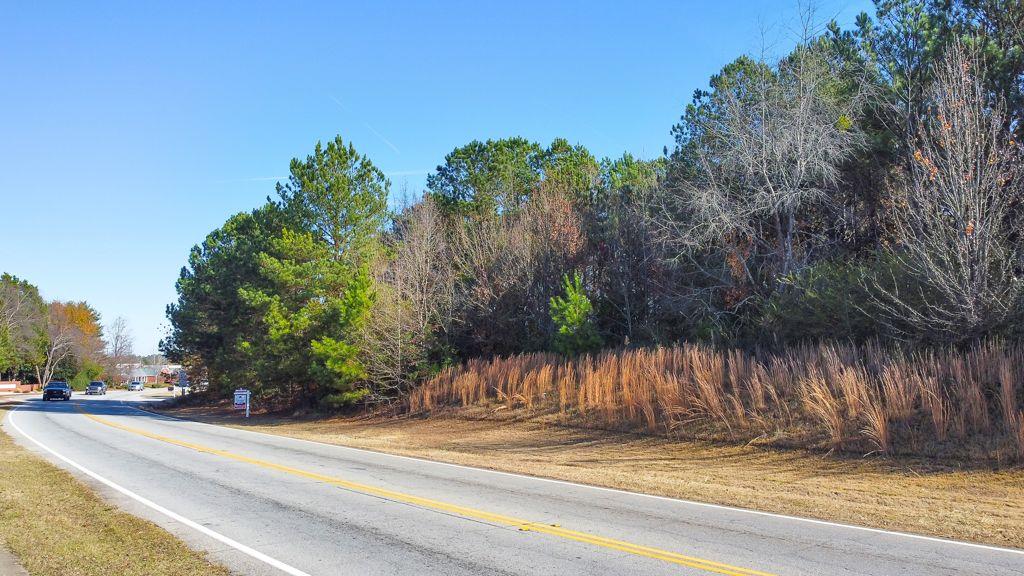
[330, 95, 401, 155]
[329, 94, 350, 112]
[361, 122, 402, 155]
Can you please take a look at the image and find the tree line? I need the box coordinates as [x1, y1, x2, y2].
[0, 274, 137, 388]
[162, 0, 1024, 408]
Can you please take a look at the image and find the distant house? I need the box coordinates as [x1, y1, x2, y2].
[129, 366, 162, 384]
[129, 364, 183, 384]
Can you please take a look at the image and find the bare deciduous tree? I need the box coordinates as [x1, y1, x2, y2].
[655, 27, 867, 292]
[871, 40, 1024, 342]
[108, 316, 134, 359]
[105, 316, 135, 384]
[34, 305, 80, 386]
[359, 196, 457, 398]
[451, 191, 585, 355]
[358, 189, 583, 392]
[0, 277, 44, 377]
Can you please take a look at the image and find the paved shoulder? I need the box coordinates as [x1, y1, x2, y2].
[0, 545, 30, 576]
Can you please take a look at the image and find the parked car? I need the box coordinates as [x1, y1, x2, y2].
[85, 381, 107, 395]
[127, 381, 144, 391]
[42, 381, 72, 401]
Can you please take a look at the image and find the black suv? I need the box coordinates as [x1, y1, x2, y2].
[42, 381, 72, 401]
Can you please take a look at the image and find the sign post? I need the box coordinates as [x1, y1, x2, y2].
[233, 388, 251, 418]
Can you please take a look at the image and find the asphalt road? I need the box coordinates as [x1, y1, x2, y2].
[4, 392, 1022, 576]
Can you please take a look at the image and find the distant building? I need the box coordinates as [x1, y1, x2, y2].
[113, 362, 141, 384]
[129, 364, 183, 384]
[129, 366, 162, 384]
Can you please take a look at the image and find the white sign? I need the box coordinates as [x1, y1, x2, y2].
[233, 388, 251, 417]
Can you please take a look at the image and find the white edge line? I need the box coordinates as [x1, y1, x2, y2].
[5, 403, 313, 576]
[122, 395, 1024, 557]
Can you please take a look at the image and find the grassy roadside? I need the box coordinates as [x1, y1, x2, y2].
[0, 404, 230, 576]
[161, 401, 1024, 550]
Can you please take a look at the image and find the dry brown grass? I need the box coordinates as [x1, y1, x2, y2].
[159, 402, 1024, 550]
[0, 405, 230, 576]
[408, 341, 1024, 461]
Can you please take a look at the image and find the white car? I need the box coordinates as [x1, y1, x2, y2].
[127, 382, 144, 391]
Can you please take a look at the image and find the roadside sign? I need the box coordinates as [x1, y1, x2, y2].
[178, 370, 189, 388]
[233, 388, 251, 418]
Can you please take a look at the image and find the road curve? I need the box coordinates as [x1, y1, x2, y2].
[4, 392, 1022, 576]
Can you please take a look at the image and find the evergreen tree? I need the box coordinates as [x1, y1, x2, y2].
[550, 273, 601, 356]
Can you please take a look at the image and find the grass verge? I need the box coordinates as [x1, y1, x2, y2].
[0, 404, 230, 576]
[161, 400, 1024, 550]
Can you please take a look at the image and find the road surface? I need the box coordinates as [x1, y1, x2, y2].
[4, 392, 1022, 575]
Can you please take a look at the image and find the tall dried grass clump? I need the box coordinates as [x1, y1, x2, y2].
[800, 367, 846, 449]
[405, 341, 1024, 461]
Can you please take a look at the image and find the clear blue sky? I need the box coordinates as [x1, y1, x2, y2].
[1, 0, 872, 354]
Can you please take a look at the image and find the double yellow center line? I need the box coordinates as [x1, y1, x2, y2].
[78, 407, 775, 576]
